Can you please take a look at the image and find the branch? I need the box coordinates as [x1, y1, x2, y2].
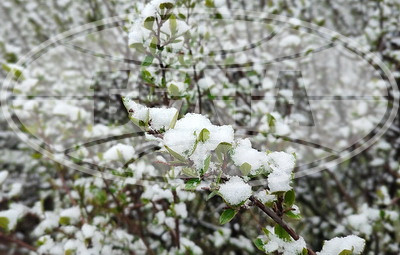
[250, 196, 317, 255]
[0, 232, 36, 252]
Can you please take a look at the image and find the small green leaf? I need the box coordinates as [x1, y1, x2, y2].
[59, 217, 70, 225]
[165, 146, 187, 162]
[205, 0, 215, 8]
[185, 178, 201, 190]
[207, 190, 218, 201]
[284, 190, 295, 207]
[198, 128, 210, 143]
[285, 210, 302, 220]
[143, 16, 155, 30]
[274, 224, 291, 242]
[142, 55, 154, 67]
[240, 162, 252, 176]
[169, 14, 177, 35]
[338, 249, 353, 255]
[0, 217, 9, 231]
[168, 83, 181, 96]
[262, 227, 271, 236]
[215, 142, 232, 161]
[202, 155, 211, 175]
[267, 113, 276, 127]
[219, 209, 237, 225]
[253, 238, 265, 251]
[159, 2, 174, 9]
[302, 248, 309, 255]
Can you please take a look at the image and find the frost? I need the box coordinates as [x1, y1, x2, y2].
[103, 143, 135, 162]
[317, 235, 365, 255]
[219, 176, 252, 205]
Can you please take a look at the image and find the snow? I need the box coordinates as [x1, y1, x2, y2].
[149, 107, 178, 130]
[231, 139, 269, 174]
[268, 151, 296, 173]
[267, 151, 296, 193]
[33, 212, 59, 236]
[174, 202, 188, 218]
[163, 113, 234, 169]
[124, 98, 178, 131]
[0, 171, 8, 185]
[219, 176, 252, 205]
[52, 102, 88, 121]
[317, 235, 365, 255]
[0, 203, 27, 230]
[263, 231, 307, 255]
[103, 143, 135, 162]
[60, 207, 81, 224]
[280, 35, 301, 47]
[82, 224, 96, 239]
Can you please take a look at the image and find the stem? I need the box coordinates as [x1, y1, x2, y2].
[250, 196, 316, 254]
[0, 232, 36, 252]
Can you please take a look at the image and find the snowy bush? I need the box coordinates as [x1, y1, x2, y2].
[0, 0, 399, 254]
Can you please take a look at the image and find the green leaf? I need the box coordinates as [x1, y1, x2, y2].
[142, 55, 154, 67]
[219, 209, 237, 225]
[215, 142, 232, 162]
[302, 248, 309, 255]
[274, 224, 291, 242]
[185, 178, 201, 190]
[182, 167, 198, 177]
[59, 217, 70, 225]
[143, 16, 155, 30]
[205, 0, 215, 8]
[149, 36, 158, 54]
[240, 162, 252, 176]
[207, 190, 218, 201]
[168, 83, 181, 96]
[253, 238, 265, 251]
[284, 190, 295, 207]
[130, 43, 146, 53]
[165, 145, 187, 162]
[169, 14, 177, 35]
[262, 227, 271, 236]
[141, 69, 155, 84]
[267, 113, 276, 127]
[202, 155, 211, 175]
[338, 249, 353, 255]
[0, 217, 9, 231]
[159, 2, 174, 9]
[285, 210, 302, 220]
[198, 128, 210, 143]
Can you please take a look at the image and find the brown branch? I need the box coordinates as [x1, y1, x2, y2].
[0, 232, 36, 252]
[250, 196, 318, 254]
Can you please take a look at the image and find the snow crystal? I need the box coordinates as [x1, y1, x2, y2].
[219, 176, 252, 205]
[103, 143, 135, 162]
[317, 235, 365, 255]
[231, 139, 269, 174]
